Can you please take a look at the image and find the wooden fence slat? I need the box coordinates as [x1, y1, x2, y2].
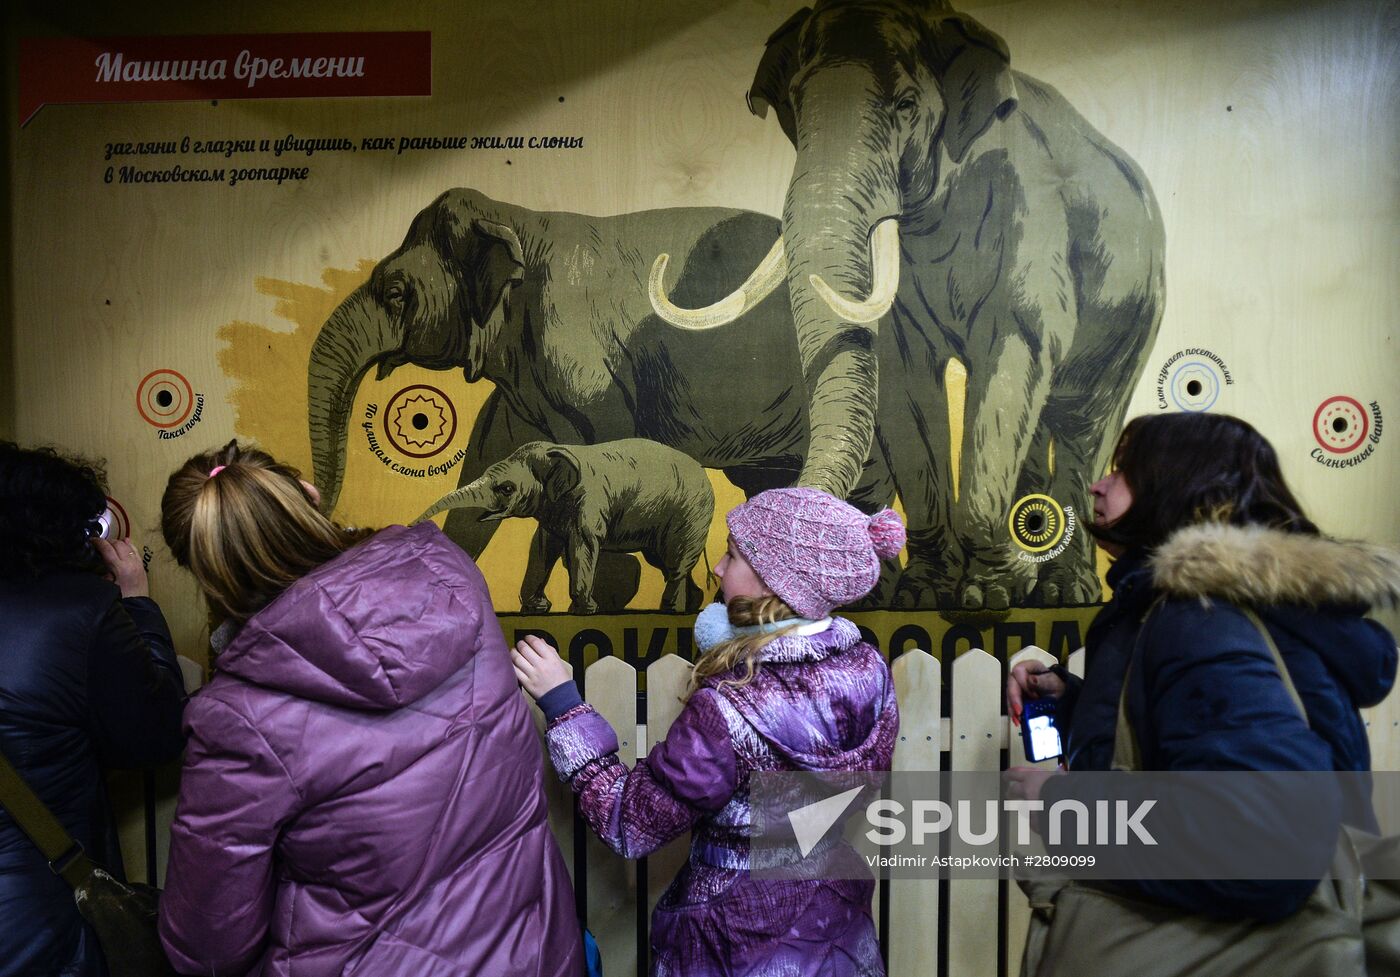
[645, 655, 696, 924]
[1003, 646, 1057, 977]
[889, 650, 941, 977]
[948, 648, 1001, 977]
[585, 656, 640, 977]
[1067, 649, 1086, 679]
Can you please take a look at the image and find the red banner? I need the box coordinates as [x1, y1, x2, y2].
[19, 32, 431, 126]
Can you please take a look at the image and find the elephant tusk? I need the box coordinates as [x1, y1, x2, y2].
[810, 219, 901, 324]
[649, 235, 787, 331]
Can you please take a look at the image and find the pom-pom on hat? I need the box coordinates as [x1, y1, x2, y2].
[725, 487, 906, 619]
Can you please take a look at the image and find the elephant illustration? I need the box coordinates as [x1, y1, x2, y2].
[416, 439, 714, 614]
[308, 188, 899, 601]
[651, 0, 1165, 609]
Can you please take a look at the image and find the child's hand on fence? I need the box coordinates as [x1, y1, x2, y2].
[512, 634, 575, 700]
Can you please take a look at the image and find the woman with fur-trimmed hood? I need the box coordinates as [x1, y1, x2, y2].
[1006, 412, 1399, 924]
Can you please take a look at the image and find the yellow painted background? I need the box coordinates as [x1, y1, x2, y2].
[5, 0, 1399, 654]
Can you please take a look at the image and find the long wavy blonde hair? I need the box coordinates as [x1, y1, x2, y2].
[160, 440, 373, 623]
[687, 594, 804, 696]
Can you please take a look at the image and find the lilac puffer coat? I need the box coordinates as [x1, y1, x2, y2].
[547, 617, 897, 976]
[158, 523, 583, 977]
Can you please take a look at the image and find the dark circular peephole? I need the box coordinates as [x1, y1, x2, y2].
[1333, 417, 1348, 433]
[1186, 380, 1202, 396]
[156, 390, 173, 407]
[412, 413, 429, 430]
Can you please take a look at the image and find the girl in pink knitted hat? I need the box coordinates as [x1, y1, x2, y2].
[514, 487, 905, 976]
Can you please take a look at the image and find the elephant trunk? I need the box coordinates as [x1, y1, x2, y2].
[307, 286, 404, 514]
[810, 220, 900, 323]
[783, 70, 904, 497]
[415, 477, 492, 524]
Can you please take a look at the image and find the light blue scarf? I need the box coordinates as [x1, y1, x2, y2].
[691, 602, 825, 653]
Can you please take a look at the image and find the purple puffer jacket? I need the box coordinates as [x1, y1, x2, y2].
[159, 523, 583, 977]
[548, 617, 897, 977]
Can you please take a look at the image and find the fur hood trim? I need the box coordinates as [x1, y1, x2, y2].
[1151, 523, 1400, 608]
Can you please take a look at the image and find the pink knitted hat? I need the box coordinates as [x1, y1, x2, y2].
[726, 487, 906, 619]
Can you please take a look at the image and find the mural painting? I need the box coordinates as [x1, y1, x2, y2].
[12, 0, 1394, 665]
[305, 0, 1163, 621]
[8, 0, 1396, 960]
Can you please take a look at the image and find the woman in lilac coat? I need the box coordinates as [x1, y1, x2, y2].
[157, 441, 583, 977]
[513, 488, 904, 976]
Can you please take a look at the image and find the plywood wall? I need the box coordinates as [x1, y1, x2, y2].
[6, 0, 1398, 652]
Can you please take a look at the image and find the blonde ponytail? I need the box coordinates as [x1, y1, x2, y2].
[161, 440, 373, 623]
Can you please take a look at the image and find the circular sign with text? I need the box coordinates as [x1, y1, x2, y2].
[1170, 361, 1221, 413]
[382, 385, 458, 458]
[136, 369, 195, 429]
[1312, 396, 1368, 454]
[1008, 494, 1067, 554]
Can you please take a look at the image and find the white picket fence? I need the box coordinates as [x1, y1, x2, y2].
[533, 645, 1400, 977]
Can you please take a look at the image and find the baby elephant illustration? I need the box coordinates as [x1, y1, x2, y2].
[417, 439, 714, 614]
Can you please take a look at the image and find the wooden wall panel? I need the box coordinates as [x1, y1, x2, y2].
[4, 0, 1397, 958]
[7, 0, 1395, 661]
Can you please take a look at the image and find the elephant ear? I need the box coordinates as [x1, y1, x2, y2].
[747, 7, 811, 145]
[928, 14, 1018, 164]
[534, 446, 583, 502]
[433, 202, 527, 327]
[466, 219, 526, 328]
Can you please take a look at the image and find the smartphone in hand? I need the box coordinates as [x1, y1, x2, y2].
[1021, 697, 1063, 763]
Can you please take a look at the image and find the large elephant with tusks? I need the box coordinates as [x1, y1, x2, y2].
[651, 0, 1164, 609]
[307, 189, 900, 603]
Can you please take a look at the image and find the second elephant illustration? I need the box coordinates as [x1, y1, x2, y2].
[307, 188, 899, 592]
[417, 439, 714, 614]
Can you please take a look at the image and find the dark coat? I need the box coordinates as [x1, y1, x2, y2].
[1045, 524, 1399, 922]
[157, 523, 583, 977]
[0, 572, 186, 977]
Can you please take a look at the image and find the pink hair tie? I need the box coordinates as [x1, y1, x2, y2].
[208, 465, 227, 478]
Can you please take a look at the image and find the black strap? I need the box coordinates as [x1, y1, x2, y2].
[0, 747, 97, 888]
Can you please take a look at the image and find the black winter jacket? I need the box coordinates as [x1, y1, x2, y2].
[0, 571, 186, 977]
[1044, 523, 1398, 922]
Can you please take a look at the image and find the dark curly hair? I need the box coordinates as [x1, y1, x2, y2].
[0, 442, 110, 581]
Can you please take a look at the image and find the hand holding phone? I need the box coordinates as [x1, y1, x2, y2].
[1007, 662, 1067, 727]
[1020, 697, 1063, 763]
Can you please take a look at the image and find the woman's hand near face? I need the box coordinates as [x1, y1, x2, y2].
[93, 537, 148, 599]
[512, 634, 575, 700]
[1006, 661, 1066, 726]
